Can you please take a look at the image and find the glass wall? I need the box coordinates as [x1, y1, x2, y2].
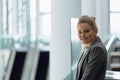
[110, 0, 120, 38]
[0, 0, 51, 79]
[0, 0, 51, 49]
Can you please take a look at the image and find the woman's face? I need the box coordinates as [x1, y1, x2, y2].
[77, 23, 98, 47]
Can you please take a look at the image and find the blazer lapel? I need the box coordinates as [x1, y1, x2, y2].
[76, 48, 90, 80]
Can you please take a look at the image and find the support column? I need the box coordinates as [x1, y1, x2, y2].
[81, 0, 96, 16]
[50, 0, 81, 80]
[96, 0, 110, 40]
[13, 0, 18, 34]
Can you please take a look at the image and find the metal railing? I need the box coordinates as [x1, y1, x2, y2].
[105, 35, 119, 70]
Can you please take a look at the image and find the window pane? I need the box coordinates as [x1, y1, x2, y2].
[110, 13, 120, 33]
[39, 0, 51, 12]
[3, 0, 7, 34]
[30, 0, 36, 41]
[71, 18, 81, 66]
[71, 18, 79, 41]
[39, 14, 51, 36]
[110, 0, 120, 12]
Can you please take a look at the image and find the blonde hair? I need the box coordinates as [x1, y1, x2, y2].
[77, 15, 97, 29]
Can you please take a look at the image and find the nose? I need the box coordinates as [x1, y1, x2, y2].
[78, 32, 85, 39]
[81, 32, 85, 37]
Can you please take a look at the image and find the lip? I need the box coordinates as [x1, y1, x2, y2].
[81, 37, 88, 41]
[82, 40, 87, 42]
[81, 39, 87, 43]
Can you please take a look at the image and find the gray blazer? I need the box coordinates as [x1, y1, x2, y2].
[76, 36, 107, 80]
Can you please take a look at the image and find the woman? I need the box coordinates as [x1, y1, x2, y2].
[75, 15, 107, 80]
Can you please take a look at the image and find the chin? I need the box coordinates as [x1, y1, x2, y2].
[82, 41, 88, 44]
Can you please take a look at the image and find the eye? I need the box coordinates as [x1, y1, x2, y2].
[84, 30, 90, 33]
[78, 31, 82, 34]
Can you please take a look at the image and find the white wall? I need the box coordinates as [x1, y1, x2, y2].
[50, 0, 81, 80]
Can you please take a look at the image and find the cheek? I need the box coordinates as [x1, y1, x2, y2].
[78, 33, 82, 39]
[78, 33, 80, 38]
[88, 33, 96, 40]
[87, 32, 95, 38]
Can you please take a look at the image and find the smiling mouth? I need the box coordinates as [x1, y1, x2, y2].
[81, 39, 87, 43]
[81, 38, 88, 41]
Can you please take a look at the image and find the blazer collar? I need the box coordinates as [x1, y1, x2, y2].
[89, 36, 102, 49]
[77, 48, 90, 79]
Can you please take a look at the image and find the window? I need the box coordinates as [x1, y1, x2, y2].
[110, 0, 120, 34]
[1, 0, 51, 48]
[37, 0, 51, 37]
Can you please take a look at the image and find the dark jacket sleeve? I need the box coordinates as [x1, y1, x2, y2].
[81, 47, 106, 80]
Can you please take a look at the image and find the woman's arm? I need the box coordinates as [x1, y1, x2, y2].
[81, 47, 106, 80]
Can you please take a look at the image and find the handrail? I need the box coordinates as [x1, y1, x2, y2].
[105, 35, 119, 51]
[103, 34, 112, 46]
[105, 35, 119, 70]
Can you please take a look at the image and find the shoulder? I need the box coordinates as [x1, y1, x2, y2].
[87, 46, 107, 64]
[89, 40, 107, 57]
[91, 36, 107, 53]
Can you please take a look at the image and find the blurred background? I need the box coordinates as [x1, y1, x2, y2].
[0, 0, 120, 80]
